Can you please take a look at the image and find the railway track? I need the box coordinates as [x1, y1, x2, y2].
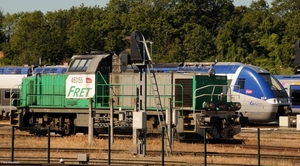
[1, 146, 300, 158]
[0, 156, 189, 165]
[212, 144, 300, 152]
[0, 150, 300, 165]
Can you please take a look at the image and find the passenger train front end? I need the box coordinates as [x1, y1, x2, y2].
[171, 62, 291, 124]
[220, 63, 291, 124]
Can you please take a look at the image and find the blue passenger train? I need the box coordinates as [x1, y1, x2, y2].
[149, 62, 291, 124]
[275, 75, 300, 114]
[33, 66, 68, 75]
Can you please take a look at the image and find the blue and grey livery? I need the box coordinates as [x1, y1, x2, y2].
[275, 75, 300, 114]
[150, 62, 291, 124]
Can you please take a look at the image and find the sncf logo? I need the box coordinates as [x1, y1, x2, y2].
[86, 77, 92, 83]
[245, 89, 252, 94]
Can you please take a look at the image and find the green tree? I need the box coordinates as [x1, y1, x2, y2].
[183, 23, 215, 62]
[266, 0, 300, 74]
[67, 4, 105, 54]
[42, 10, 74, 65]
[0, 10, 6, 48]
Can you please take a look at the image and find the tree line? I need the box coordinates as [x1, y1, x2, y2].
[0, 0, 299, 74]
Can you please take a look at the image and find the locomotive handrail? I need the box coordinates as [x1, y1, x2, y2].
[10, 84, 22, 111]
[193, 84, 240, 101]
[192, 84, 241, 113]
[10, 84, 22, 126]
[96, 71, 108, 84]
[95, 83, 184, 111]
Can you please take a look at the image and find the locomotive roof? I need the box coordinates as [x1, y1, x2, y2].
[67, 53, 112, 74]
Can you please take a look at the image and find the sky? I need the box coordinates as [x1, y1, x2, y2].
[0, 0, 274, 14]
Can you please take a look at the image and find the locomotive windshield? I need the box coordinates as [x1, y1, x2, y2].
[260, 73, 287, 97]
[69, 58, 92, 72]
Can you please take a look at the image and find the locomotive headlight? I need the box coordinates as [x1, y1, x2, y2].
[235, 102, 241, 110]
[202, 101, 210, 110]
[287, 98, 291, 103]
[230, 103, 236, 111]
[209, 103, 215, 110]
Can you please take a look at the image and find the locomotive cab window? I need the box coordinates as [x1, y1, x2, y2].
[69, 58, 92, 72]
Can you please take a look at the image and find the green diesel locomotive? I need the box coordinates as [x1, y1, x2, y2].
[11, 32, 247, 140]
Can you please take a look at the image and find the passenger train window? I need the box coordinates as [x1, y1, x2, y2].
[44, 68, 50, 74]
[291, 89, 300, 106]
[50, 68, 58, 73]
[61, 68, 67, 73]
[238, 79, 245, 89]
[7, 68, 22, 74]
[5, 89, 19, 99]
[7, 69, 13, 74]
[260, 74, 284, 91]
[15, 69, 22, 74]
[34, 68, 43, 74]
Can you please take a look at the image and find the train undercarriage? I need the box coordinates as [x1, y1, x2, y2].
[11, 107, 247, 140]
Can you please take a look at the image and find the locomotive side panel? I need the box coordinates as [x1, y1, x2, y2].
[19, 74, 91, 108]
[109, 72, 173, 110]
[39, 74, 68, 106]
[193, 75, 228, 110]
[109, 72, 138, 108]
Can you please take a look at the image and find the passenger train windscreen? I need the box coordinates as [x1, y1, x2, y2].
[260, 73, 287, 97]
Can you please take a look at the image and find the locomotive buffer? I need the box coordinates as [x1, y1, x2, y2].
[130, 31, 172, 156]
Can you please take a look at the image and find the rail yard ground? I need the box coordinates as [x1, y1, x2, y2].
[0, 125, 300, 166]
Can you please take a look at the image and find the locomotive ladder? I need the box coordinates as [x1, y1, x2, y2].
[146, 62, 172, 156]
[139, 38, 172, 155]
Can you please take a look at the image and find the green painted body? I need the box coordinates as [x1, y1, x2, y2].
[19, 74, 90, 108]
[17, 73, 232, 112]
[192, 75, 228, 110]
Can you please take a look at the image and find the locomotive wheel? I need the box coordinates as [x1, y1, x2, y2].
[210, 126, 221, 139]
[64, 125, 71, 135]
[221, 125, 234, 139]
